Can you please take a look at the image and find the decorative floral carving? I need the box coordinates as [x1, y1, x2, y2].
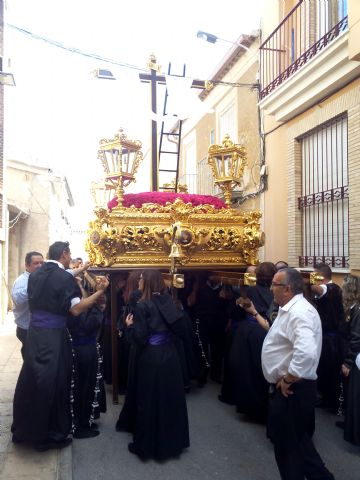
[86, 195, 264, 269]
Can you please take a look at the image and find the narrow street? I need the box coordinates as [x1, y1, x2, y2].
[73, 382, 360, 480]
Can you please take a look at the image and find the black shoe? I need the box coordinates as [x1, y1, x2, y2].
[128, 442, 137, 454]
[218, 395, 235, 405]
[211, 376, 222, 384]
[12, 434, 22, 444]
[335, 420, 345, 429]
[90, 422, 99, 430]
[35, 438, 72, 452]
[115, 421, 125, 432]
[73, 427, 100, 439]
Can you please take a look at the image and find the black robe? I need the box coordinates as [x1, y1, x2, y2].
[314, 283, 345, 408]
[229, 317, 268, 421]
[343, 305, 360, 445]
[67, 305, 106, 429]
[119, 292, 189, 459]
[12, 262, 80, 445]
[219, 299, 247, 405]
[116, 289, 142, 432]
[188, 282, 228, 384]
[228, 284, 272, 421]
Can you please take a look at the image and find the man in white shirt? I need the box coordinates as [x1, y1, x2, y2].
[261, 268, 334, 480]
[11, 251, 44, 358]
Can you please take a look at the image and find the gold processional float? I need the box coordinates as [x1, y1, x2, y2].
[86, 128, 265, 288]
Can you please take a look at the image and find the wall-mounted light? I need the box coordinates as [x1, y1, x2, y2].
[0, 57, 15, 86]
[197, 31, 250, 52]
[91, 68, 116, 80]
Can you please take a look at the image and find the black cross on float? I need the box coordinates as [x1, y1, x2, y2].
[139, 55, 209, 192]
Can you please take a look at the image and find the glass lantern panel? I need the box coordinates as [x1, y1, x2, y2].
[122, 148, 130, 174]
[215, 156, 223, 177]
[224, 154, 232, 177]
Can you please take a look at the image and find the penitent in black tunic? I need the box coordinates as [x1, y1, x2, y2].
[67, 305, 106, 429]
[343, 305, 360, 445]
[123, 292, 190, 460]
[11, 262, 81, 445]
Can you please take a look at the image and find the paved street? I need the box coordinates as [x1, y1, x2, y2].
[0, 315, 70, 480]
[1, 316, 360, 480]
[73, 382, 360, 480]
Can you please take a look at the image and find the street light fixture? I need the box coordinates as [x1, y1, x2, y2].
[0, 57, 15, 86]
[91, 68, 116, 80]
[197, 31, 250, 52]
[0, 72, 15, 86]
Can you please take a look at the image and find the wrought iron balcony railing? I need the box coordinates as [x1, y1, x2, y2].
[260, 0, 348, 100]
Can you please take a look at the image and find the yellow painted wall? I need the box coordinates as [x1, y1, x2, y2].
[182, 45, 261, 213]
[263, 124, 288, 263]
[349, 0, 360, 61]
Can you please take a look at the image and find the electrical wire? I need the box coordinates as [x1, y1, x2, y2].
[6, 23, 259, 89]
[6, 23, 148, 73]
[7, 23, 265, 202]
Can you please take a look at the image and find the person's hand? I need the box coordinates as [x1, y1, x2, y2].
[96, 276, 109, 291]
[341, 364, 351, 377]
[276, 377, 294, 398]
[236, 297, 255, 314]
[82, 261, 90, 271]
[125, 313, 134, 327]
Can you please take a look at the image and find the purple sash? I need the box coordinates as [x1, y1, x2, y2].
[72, 334, 97, 346]
[31, 310, 67, 329]
[148, 332, 171, 346]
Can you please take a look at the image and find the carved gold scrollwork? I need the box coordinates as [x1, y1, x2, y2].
[86, 198, 264, 268]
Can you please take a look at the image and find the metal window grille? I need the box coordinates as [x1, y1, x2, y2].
[298, 114, 349, 268]
[197, 157, 220, 196]
[178, 173, 197, 194]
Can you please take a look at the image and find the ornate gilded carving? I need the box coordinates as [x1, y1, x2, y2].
[86, 130, 264, 270]
[86, 197, 264, 269]
[97, 129, 143, 207]
[207, 134, 247, 206]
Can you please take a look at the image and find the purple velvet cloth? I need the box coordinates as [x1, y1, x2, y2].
[30, 310, 67, 328]
[148, 332, 171, 346]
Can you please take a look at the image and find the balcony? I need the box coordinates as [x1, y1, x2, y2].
[259, 0, 359, 122]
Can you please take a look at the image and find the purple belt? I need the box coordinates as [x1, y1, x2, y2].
[31, 310, 67, 329]
[148, 332, 171, 346]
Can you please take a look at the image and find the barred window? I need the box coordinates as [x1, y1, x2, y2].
[298, 114, 349, 268]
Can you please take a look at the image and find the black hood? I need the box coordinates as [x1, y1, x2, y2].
[152, 293, 183, 325]
[28, 262, 59, 301]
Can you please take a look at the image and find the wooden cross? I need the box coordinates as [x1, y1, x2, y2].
[139, 55, 208, 191]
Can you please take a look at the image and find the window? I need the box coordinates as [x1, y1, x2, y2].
[317, 0, 348, 38]
[183, 140, 197, 194]
[219, 104, 236, 143]
[197, 157, 219, 196]
[298, 114, 349, 268]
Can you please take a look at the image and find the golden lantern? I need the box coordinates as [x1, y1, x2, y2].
[97, 128, 143, 207]
[207, 134, 247, 206]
